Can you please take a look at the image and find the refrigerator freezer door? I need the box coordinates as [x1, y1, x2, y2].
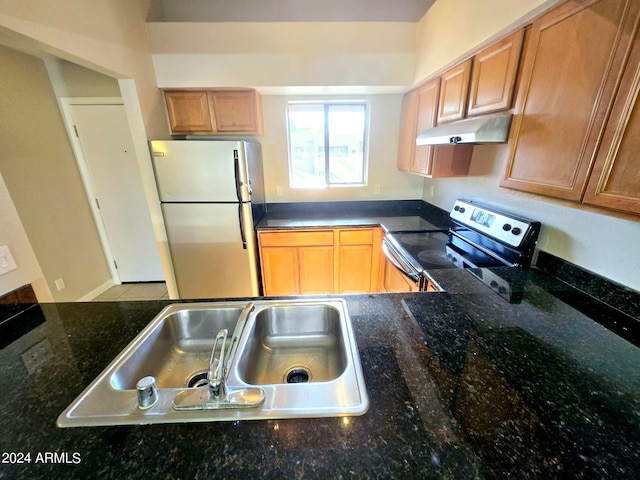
[151, 140, 250, 203]
[162, 203, 259, 299]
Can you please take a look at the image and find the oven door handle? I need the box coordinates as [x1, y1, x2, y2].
[382, 239, 421, 282]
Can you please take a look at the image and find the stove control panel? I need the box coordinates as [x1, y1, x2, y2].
[450, 200, 535, 248]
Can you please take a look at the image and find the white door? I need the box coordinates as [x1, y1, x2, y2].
[69, 103, 163, 282]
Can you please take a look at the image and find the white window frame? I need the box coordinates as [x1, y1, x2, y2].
[286, 101, 370, 188]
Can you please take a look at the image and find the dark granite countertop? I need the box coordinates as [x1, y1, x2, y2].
[1, 267, 640, 479]
[256, 200, 450, 232]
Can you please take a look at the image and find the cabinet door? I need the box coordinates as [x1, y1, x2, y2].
[338, 245, 373, 293]
[397, 89, 419, 172]
[337, 228, 382, 293]
[501, 0, 639, 201]
[208, 90, 263, 135]
[164, 91, 215, 135]
[437, 59, 472, 124]
[381, 257, 419, 292]
[583, 28, 640, 215]
[468, 30, 524, 116]
[299, 246, 334, 294]
[261, 247, 299, 296]
[413, 79, 440, 175]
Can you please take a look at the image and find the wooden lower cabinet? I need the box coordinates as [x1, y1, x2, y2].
[258, 227, 382, 296]
[336, 228, 382, 294]
[260, 245, 334, 296]
[338, 245, 374, 293]
[260, 246, 299, 296]
[259, 230, 334, 296]
[379, 256, 419, 293]
[299, 246, 334, 294]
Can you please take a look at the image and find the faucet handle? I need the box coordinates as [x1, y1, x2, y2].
[136, 376, 158, 409]
[208, 329, 228, 398]
[224, 302, 256, 376]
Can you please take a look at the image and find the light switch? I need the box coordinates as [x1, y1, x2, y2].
[0, 245, 17, 276]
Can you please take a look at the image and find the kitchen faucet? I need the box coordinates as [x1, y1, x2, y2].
[208, 328, 228, 399]
[172, 301, 265, 411]
[209, 301, 256, 398]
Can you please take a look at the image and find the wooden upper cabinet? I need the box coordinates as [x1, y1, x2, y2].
[413, 79, 440, 175]
[397, 89, 419, 172]
[164, 91, 215, 134]
[437, 31, 523, 123]
[583, 23, 640, 215]
[208, 90, 263, 134]
[501, 0, 640, 201]
[164, 88, 264, 136]
[437, 59, 472, 124]
[468, 30, 524, 116]
[397, 78, 473, 178]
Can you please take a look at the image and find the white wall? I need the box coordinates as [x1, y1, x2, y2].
[414, 0, 563, 83]
[147, 22, 417, 93]
[0, 1, 178, 297]
[0, 45, 112, 302]
[261, 95, 424, 202]
[0, 0, 166, 137]
[0, 173, 52, 301]
[45, 58, 121, 97]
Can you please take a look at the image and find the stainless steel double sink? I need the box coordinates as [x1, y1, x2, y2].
[57, 299, 368, 427]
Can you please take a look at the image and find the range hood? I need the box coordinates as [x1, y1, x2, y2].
[416, 113, 512, 145]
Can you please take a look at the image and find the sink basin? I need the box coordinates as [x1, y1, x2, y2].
[110, 306, 242, 390]
[58, 299, 368, 427]
[235, 304, 348, 385]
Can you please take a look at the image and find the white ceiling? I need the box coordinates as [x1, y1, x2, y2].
[148, 0, 436, 22]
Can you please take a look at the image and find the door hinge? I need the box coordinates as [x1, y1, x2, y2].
[73, 125, 79, 137]
[113, 260, 118, 270]
[95, 198, 100, 209]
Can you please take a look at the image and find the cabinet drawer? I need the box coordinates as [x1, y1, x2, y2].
[338, 229, 374, 245]
[259, 230, 334, 247]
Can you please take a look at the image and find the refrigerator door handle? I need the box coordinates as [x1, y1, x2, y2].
[234, 150, 242, 202]
[238, 204, 248, 249]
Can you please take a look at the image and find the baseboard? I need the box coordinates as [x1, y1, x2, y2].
[77, 279, 115, 302]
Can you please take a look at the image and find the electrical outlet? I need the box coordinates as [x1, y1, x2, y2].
[55, 278, 65, 291]
[276, 185, 283, 197]
[374, 184, 381, 194]
[429, 185, 435, 197]
[0, 245, 17, 276]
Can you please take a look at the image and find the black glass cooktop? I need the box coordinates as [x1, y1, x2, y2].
[390, 231, 452, 270]
[390, 230, 510, 270]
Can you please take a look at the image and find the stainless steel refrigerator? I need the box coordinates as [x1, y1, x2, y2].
[150, 140, 265, 299]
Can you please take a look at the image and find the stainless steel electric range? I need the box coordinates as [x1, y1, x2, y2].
[382, 199, 541, 296]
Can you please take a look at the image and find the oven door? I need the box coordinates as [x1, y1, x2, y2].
[381, 236, 423, 292]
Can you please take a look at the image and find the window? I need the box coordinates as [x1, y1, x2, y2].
[287, 103, 368, 188]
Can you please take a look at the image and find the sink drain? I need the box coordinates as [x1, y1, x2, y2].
[186, 370, 209, 388]
[284, 366, 311, 384]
